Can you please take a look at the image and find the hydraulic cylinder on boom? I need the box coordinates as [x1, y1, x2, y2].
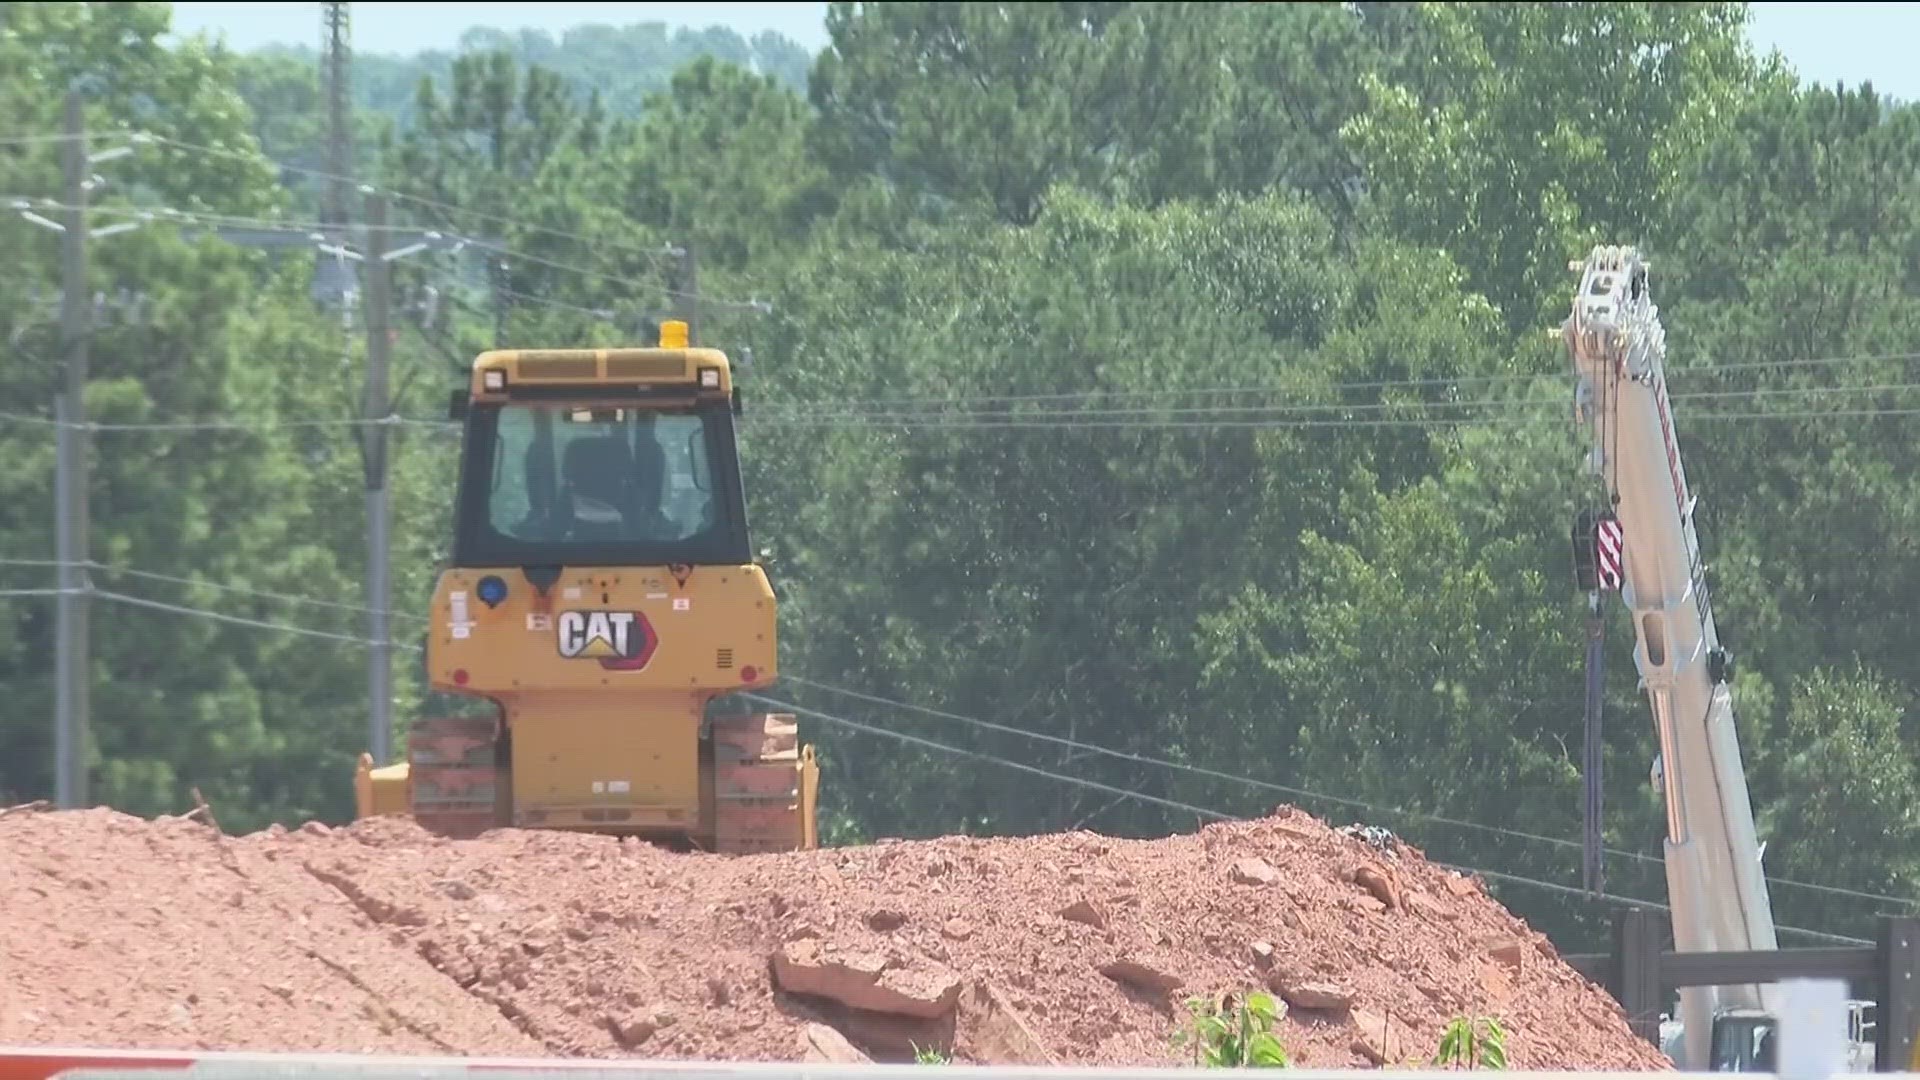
[1563, 245, 1779, 1072]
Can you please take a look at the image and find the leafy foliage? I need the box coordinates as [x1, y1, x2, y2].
[1434, 1015, 1510, 1070]
[1174, 990, 1292, 1068]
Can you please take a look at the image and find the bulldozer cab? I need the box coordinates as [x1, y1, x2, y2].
[451, 396, 750, 571]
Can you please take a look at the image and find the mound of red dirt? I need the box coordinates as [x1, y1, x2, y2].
[0, 802, 1669, 1069]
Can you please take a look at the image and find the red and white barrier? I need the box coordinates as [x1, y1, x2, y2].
[1, 1048, 1905, 1080]
[0, 1049, 763, 1080]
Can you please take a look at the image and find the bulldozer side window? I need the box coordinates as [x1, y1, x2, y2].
[451, 402, 752, 568]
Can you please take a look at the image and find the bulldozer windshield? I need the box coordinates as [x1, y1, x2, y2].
[451, 400, 752, 568]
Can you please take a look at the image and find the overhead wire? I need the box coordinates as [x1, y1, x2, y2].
[0, 583, 420, 651]
[0, 558, 428, 622]
[0, 574, 1881, 945]
[7, 123, 771, 311]
[12, 354, 1920, 435]
[9, 586, 1852, 940]
[1, 194, 673, 298]
[135, 132, 689, 268]
[1, 194, 770, 313]
[17, 404, 1920, 435]
[11, 549, 1908, 913]
[747, 405, 1920, 431]
[780, 675, 1920, 911]
[94, 589, 421, 650]
[746, 691, 1872, 947]
[748, 349, 1920, 414]
[2, 197, 438, 237]
[754, 378, 1920, 422]
[0, 131, 86, 147]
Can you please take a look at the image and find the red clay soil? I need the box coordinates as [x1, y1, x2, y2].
[0, 802, 1671, 1069]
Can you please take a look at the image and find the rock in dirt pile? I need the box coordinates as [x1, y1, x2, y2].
[0, 802, 1670, 1069]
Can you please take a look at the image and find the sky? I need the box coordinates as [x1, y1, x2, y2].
[166, 1, 1919, 103]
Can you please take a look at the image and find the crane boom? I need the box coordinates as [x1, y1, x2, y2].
[1563, 245, 1779, 1071]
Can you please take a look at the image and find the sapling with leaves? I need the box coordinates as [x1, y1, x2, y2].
[1434, 1015, 1509, 1069]
[1172, 990, 1292, 1068]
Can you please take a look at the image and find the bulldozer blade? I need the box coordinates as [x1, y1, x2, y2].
[711, 714, 799, 761]
[707, 713, 818, 854]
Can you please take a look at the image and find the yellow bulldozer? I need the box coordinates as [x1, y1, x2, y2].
[352, 320, 819, 854]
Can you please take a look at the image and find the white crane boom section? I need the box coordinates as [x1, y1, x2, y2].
[1563, 245, 1779, 1071]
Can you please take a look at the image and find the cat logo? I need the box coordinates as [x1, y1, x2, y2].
[556, 610, 658, 671]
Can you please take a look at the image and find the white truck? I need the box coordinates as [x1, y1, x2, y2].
[1562, 245, 1873, 1072]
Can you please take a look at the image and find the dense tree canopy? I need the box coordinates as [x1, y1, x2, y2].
[3, 0, 1916, 952]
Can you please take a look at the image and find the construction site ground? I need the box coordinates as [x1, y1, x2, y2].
[0, 803, 1671, 1070]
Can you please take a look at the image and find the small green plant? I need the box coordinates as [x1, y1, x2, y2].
[911, 1042, 949, 1065]
[1172, 990, 1292, 1068]
[1434, 1015, 1509, 1070]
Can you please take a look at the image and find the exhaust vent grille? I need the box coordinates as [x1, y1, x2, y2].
[605, 353, 688, 380]
[516, 353, 597, 379]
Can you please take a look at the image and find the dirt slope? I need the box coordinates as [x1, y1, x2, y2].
[0, 803, 1670, 1069]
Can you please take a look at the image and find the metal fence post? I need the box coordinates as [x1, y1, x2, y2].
[1876, 915, 1919, 1071]
[1614, 908, 1665, 1046]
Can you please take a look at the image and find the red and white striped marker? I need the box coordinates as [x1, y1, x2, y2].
[1595, 516, 1623, 592]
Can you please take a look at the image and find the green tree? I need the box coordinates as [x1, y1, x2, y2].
[808, 2, 1386, 225]
[593, 54, 835, 274]
[1341, 1, 1770, 334]
[0, 3, 385, 826]
[747, 186, 1510, 841]
[1758, 665, 1920, 937]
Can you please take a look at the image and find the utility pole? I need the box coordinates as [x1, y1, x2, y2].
[488, 254, 509, 347]
[322, 1, 353, 231]
[362, 192, 393, 765]
[674, 241, 699, 345]
[184, 199, 458, 769]
[54, 88, 91, 810]
[314, 1, 356, 308]
[23, 92, 141, 809]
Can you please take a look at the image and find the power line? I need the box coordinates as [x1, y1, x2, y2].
[0, 583, 422, 651]
[745, 691, 1870, 947]
[747, 405, 1920, 431]
[751, 350, 1920, 413]
[0, 559, 428, 622]
[755, 379, 1920, 422]
[0, 410, 425, 433]
[779, 676, 1920, 911]
[7, 129, 673, 265]
[8, 122, 772, 309]
[136, 133, 688, 268]
[22, 379, 1920, 437]
[0, 567, 1878, 943]
[6, 198, 432, 236]
[0, 131, 87, 147]
[95, 589, 419, 650]
[4, 195, 770, 313]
